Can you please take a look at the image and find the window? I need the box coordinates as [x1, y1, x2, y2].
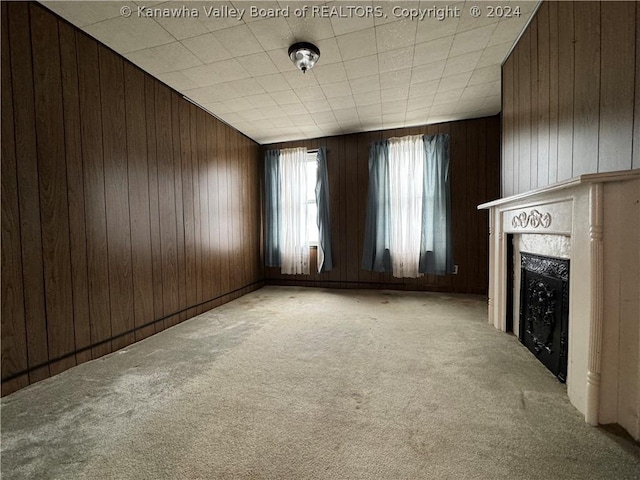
[305, 152, 319, 246]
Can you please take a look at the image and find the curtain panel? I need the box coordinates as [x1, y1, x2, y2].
[362, 134, 454, 278]
[315, 146, 333, 273]
[264, 149, 281, 267]
[264, 146, 333, 274]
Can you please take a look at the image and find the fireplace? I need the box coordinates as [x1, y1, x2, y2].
[519, 253, 569, 382]
[478, 170, 640, 441]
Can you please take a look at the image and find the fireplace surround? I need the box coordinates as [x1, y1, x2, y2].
[479, 170, 640, 440]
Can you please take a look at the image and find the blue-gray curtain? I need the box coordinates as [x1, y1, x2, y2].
[362, 134, 454, 275]
[264, 149, 281, 267]
[420, 134, 454, 275]
[315, 146, 333, 272]
[362, 140, 391, 271]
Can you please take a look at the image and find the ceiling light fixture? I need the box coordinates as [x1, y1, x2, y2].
[288, 42, 320, 74]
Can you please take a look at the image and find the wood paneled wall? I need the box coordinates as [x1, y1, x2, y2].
[502, 1, 640, 197]
[1, 2, 263, 395]
[264, 116, 500, 295]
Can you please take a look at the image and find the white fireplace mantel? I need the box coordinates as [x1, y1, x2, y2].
[478, 169, 640, 440]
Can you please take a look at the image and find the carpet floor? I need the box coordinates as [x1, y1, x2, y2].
[1, 286, 639, 479]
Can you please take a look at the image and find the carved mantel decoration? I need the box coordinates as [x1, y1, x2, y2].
[511, 209, 552, 229]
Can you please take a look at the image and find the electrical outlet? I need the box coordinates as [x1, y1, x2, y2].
[453, 265, 459, 275]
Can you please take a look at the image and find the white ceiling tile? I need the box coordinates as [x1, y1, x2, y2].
[283, 71, 319, 89]
[212, 25, 263, 56]
[239, 109, 267, 121]
[263, 105, 287, 118]
[411, 60, 446, 84]
[381, 101, 406, 115]
[357, 103, 382, 118]
[236, 52, 280, 77]
[328, 1, 375, 36]
[270, 90, 302, 106]
[151, 2, 210, 40]
[266, 48, 297, 73]
[42, 1, 130, 27]
[126, 42, 202, 75]
[182, 59, 250, 87]
[344, 55, 379, 80]
[223, 97, 255, 112]
[255, 73, 291, 93]
[349, 75, 381, 94]
[413, 36, 454, 66]
[448, 24, 497, 57]
[313, 111, 338, 124]
[247, 17, 296, 51]
[271, 116, 295, 127]
[289, 114, 317, 126]
[321, 81, 352, 99]
[84, 15, 174, 54]
[406, 94, 434, 111]
[219, 112, 245, 123]
[305, 99, 333, 113]
[183, 84, 241, 104]
[359, 116, 383, 130]
[333, 108, 359, 122]
[232, 78, 267, 96]
[181, 34, 233, 64]
[246, 93, 278, 108]
[201, 102, 232, 115]
[354, 91, 381, 107]
[285, 6, 337, 40]
[437, 72, 472, 93]
[379, 68, 411, 90]
[378, 46, 414, 74]
[442, 50, 482, 77]
[489, 17, 529, 47]
[433, 88, 463, 105]
[455, 4, 500, 34]
[415, 7, 460, 43]
[239, 1, 282, 23]
[313, 38, 343, 66]
[157, 71, 202, 91]
[336, 28, 377, 61]
[381, 87, 409, 102]
[409, 79, 440, 98]
[430, 102, 459, 116]
[476, 42, 513, 68]
[468, 66, 501, 86]
[375, 19, 418, 53]
[281, 102, 309, 115]
[405, 110, 430, 123]
[311, 63, 348, 85]
[328, 96, 356, 110]
[296, 87, 327, 102]
[199, 1, 247, 32]
[460, 81, 501, 101]
[382, 112, 405, 124]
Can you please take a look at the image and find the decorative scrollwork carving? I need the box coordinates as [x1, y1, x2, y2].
[511, 209, 552, 229]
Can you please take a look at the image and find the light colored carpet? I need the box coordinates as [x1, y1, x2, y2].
[1, 286, 639, 479]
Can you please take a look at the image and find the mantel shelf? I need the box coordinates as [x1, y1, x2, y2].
[477, 169, 640, 210]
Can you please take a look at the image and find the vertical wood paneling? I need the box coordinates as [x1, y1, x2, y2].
[598, 2, 635, 172]
[77, 33, 111, 359]
[547, 0, 559, 185]
[144, 76, 164, 332]
[99, 45, 135, 350]
[59, 22, 91, 364]
[572, 1, 601, 176]
[124, 62, 155, 341]
[2, 2, 263, 392]
[265, 116, 500, 294]
[8, 2, 50, 382]
[635, 3, 640, 170]
[503, 1, 637, 196]
[1, 2, 29, 394]
[502, 55, 514, 197]
[536, 3, 550, 188]
[517, 27, 531, 192]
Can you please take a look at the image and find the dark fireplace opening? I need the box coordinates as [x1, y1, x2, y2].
[519, 253, 570, 383]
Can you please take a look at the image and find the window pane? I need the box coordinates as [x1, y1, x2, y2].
[307, 202, 318, 244]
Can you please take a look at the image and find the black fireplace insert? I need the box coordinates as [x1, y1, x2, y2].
[519, 252, 570, 382]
